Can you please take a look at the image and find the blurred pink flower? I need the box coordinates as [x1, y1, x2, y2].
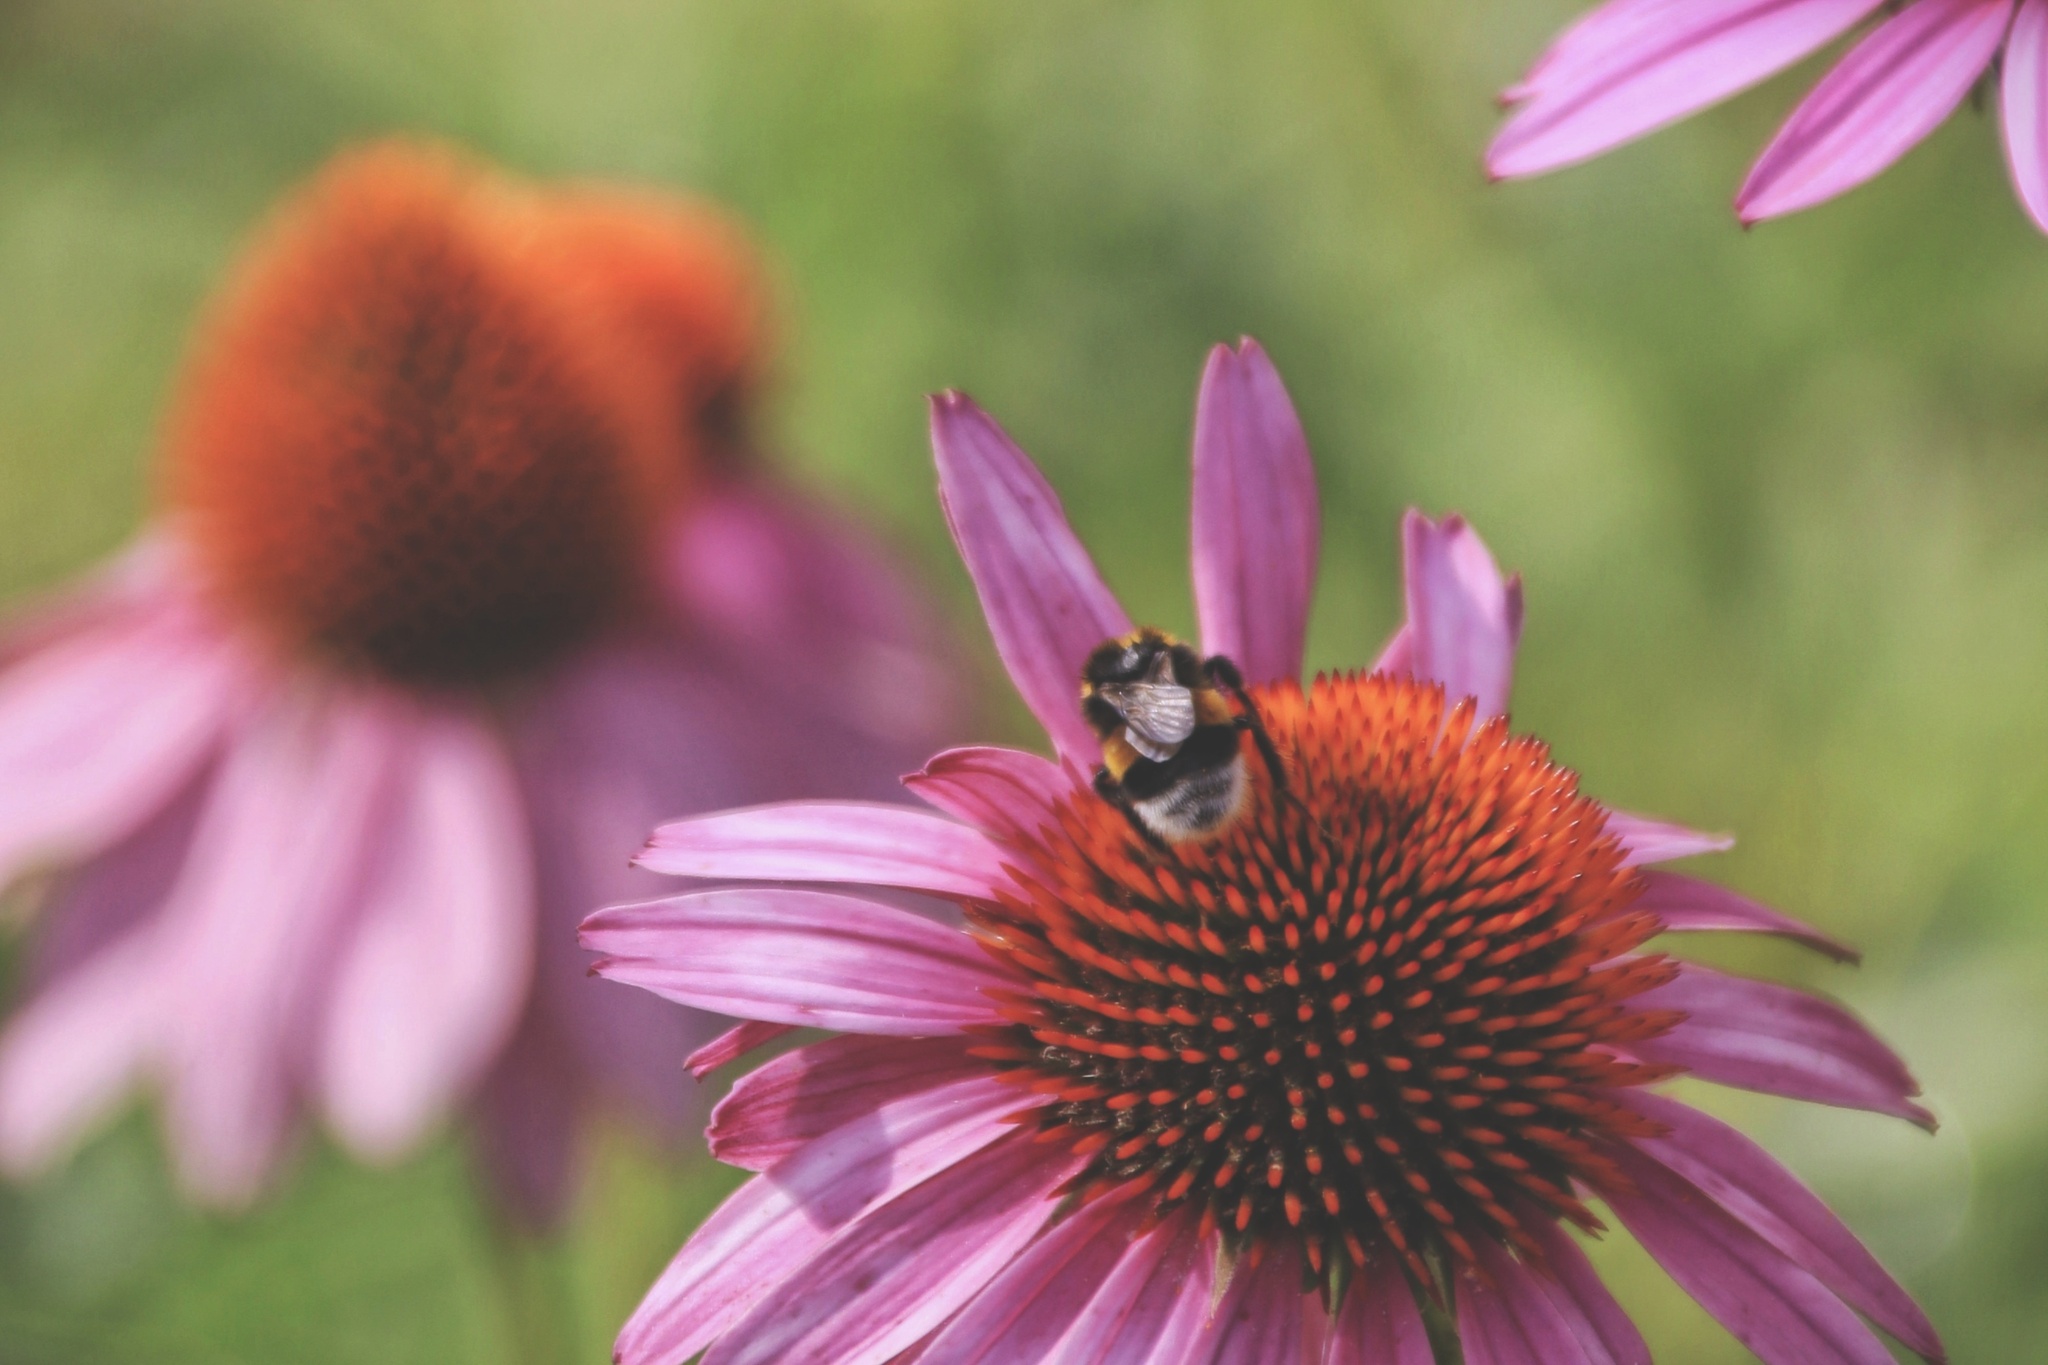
[1491, 0, 2048, 231]
[583, 340, 1944, 1365]
[0, 142, 960, 1219]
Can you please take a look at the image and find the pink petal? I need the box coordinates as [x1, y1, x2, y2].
[1520, 1219, 1653, 1365]
[639, 800, 1012, 901]
[1490, 0, 1886, 177]
[902, 745, 1076, 841]
[471, 1014, 582, 1228]
[0, 601, 247, 886]
[687, 1020, 798, 1080]
[1637, 869, 1860, 962]
[1126, 1229, 1221, 1364]
[930, 391, 1132, 768]
[1601, 1140, 1900, 1365]
[581, 889, 1009, 1035]
[1632, 963, 1936, 1129]
[1738, 0, 2014, 223]
[709, 1034, 987, 1172]
[1326, 1262, 1433, 1365]
[316, 704, 534, 1160]
[1457, 1238, 1608, 1365]
[1188, 1242, 1312, 1365]
[1190, 338, 1319, 686]
[1049, 1214, 1210, 1363]
[704, 1129, 1080, 1365]
[1603, 807, 1736, 865]
[1397, 511, 1522, 719]
[615, 1075, 1022, 1365]
[1627, 1091, 1943, 1360]
[2002, 0, 2048, 231]
[1370, 622, 1414, 678]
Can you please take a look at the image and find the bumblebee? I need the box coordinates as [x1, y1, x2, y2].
[1080, 628, 1288, 848]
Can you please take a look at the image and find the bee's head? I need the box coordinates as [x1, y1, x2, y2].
[1080, 629, 1199, 756]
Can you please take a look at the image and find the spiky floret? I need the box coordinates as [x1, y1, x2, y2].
[969, 671, 1684, 1287]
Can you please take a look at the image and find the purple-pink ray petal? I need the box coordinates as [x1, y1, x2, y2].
[581, 889, 1010, 1035]
[1490, 0, 1887, 177]
[1397, 511, 1522, 719]
[903, 745, 1075, 841]
[705, 1129, 1080, 1365]
[1370, 622, 1414, 678]
[1190, 338, 1319, 686]
[1325, 1261, 1434, 1365]
[1627, 1091, 1944, 1360]
[1601, 1141, 1901, 1365]
[1521, 1219, 1653, 1365]
[1603, 807, 1736, 865]
[1637, 870, 1860, 963]
[1458, 1237, 1609, 1365]
[613, 1075, 1022, 1365]
[920, 1191, 1149, 1365]
[1632, 963, 1935, 1129]
[930, 391, 1132, 768]
[1049, 1214, 1209, 1364]
[687, 1020, 798, 1079]
[2002, 0, 2048, 231]
[1189, 1242, 1312, 1365]
[639, 800, 1012, 900]
[1738, 0, 2014, 223]
[316, 704, 533, 1160]
[709, 1034, 987, 1172]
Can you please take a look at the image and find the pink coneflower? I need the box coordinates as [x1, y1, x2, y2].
[0, 142, 958, 1219]
[1491, 0, 2048, 231]
[584, 340, 1945, 1364]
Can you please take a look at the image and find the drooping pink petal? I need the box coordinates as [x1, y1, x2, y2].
[1190, 338, 1319, 686]
[1627, 1091, 1943, 1360]
[1490, 0, 1887, 177]
[614, 1075, 1022, 1365]
[1458, 1238, 1609, 1365]
[1632, 963, 1935, 1129]
[919, 1189, 1148, 1365]
[1637, 869, 1859, 962]
[902, 746, 1075, 841]
[1189, 1240, 1312, 1365]
[1520, 1219, 1653, 1365]
[709, 1034, 987, 1171]
[1603, 807, 1736, 865]
[471, 1013, 582, 1227]
[929, 391, 1132, 768]
[581, 889, 1010, 1035]
[687, 1020, 798, 1079]
[1601, 1141, 1901, 1365]
[315, 703, 534, 1161]
[1047, 1214, 1210, 1363]
[1396, 511, 1523, 719]
[639, 800, 1012, 901]
[2002, 0, 2048, 231]
[1738, 0, 2014, 223]
[1325, 1262, 1434, 1365]
[704, 1129, 1080, 1365]
[0, 604, 247, 887]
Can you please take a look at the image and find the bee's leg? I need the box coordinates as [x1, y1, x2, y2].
[1203, 655, 1291, 797]
[1095, 767, 1168, 852]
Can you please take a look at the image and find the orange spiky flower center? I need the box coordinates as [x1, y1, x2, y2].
[970, 671, 1683, 1284]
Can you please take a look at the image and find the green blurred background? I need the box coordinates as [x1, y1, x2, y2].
[1, 1, 2043, 1360]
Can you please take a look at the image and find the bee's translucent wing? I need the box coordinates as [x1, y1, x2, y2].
[1114, 681, 1197, 760]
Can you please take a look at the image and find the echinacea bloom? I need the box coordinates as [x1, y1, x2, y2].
[1491, 0, 2048, 232]
[584, 340, 1945, 1364]
[0, 142, 959, 1219]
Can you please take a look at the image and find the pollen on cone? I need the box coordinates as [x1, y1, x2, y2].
[163, 140, 679, 685]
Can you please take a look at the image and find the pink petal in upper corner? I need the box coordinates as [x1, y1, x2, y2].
[1601, 1141, 1900, 1365]
[709, 1034, 987, 1172]
[1490, 0, 1886, 177]
[705, 1129, 1080, 1365]
[688, 1020, 798, 1080]
[615, 1075, 1022, 1365]
[1326, 1261, 1433, 1365]
[1457, 1238, 1609, 1365]
[2000, 0, 2048, 232]
[1631, 962, 1936, 1129]
[582, 889, 1009, 1035]
[1626, 1091, 1943, 1360]
[930, 392, 1132, 768]
[1603, 807, 1736, 866]
[1738, 0, 2013, 222]
[1398, 511, 1522, 719]
[316, 704, 535, 1161]
[1190, 338, 1319, 686]
[1519, 1219, 1653, 1365]
[903, 745, 1076, 841]
[1637, 870, 1860, 963]
[640, 800, 1012, 901]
